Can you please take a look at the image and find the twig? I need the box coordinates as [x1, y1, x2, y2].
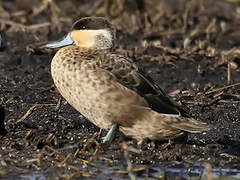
[218, 100, 240, 103]
[228, 62, 231, 84]
[0, 5, 10, 19]
[37, 152, 43, 166]
[78, 158, 96, 167]
[98, 156, 114, 164]
[44, 145, 60, 154]
[61, 169, 92, 179]
[56, 144, 78, 151]
[67, 166, 93, 178]
[24, 129, 33, 139]
[80, 138, 100, 157]
[27, 22, 51, 30]
[0, 18, 50, 31]
[205, 163, 213, 180]
[182, 5, 189, 33]
[16, 103, 57, 123]
[206, 18, 216, 40]
[0, 19, 25, 30]
[55, 97, 62, 111]
[122, 142, 137, 180]
[45, 133, 55, 144]
[31, 0, 50, 17]
[88, 0, 105, 14]
[57, 154, 72, 167]
[30, 103, 56, 106]
[16, 105, 39, 123]
[205, 83, 240, 95]
[117, 167, 149, 174]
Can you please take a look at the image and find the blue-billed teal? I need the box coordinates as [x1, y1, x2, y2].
[45, 17, 211, 143]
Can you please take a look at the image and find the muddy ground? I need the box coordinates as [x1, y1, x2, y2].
[0, 0, 240, 179]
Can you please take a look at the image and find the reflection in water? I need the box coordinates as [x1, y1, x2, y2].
[21, 173, 46, 180]
[17, 166, 240, 180]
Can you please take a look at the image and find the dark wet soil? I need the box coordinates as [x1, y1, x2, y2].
[0, 0, 240, 179]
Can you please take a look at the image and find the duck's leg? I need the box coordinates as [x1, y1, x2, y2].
[102, 124, 118, 143]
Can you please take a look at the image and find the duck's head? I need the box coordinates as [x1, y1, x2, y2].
[45, 17, 116, 50]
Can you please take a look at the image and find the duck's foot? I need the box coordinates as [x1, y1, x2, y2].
[102, 124, 118, 143]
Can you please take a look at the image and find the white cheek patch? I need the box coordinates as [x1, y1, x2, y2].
[82, 29, 112, 49]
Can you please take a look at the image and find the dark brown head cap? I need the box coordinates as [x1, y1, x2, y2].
[72, 17, 114, 31]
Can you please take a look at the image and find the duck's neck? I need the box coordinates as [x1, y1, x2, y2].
[78, 46, 113, 52]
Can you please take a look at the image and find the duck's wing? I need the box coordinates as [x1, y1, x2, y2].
[98, 53, 185, 116]
[136, 67, 190, 117]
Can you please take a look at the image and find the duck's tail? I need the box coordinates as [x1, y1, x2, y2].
[168, 116, 212, 133]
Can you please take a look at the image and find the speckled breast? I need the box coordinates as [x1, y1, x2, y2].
[50, 47, 114, 129]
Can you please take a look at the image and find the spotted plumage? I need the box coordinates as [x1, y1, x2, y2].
[46, 17, 211, 143]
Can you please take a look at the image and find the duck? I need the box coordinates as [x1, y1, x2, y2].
[45, 17, 211, 144]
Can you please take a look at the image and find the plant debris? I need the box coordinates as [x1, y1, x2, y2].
[0, 0, 240, 179]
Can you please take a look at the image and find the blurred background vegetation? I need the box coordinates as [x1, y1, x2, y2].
[1, 0, 240, 49]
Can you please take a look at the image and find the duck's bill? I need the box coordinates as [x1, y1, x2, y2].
[45, 33, 74, 48]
